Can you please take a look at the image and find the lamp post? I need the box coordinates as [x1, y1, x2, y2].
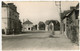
[55, 1, 62, 34]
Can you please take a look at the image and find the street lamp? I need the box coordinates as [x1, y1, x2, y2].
[55, 1, 62, 34]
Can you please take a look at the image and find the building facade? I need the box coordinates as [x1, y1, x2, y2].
[2, 2, 22, 35]
[62, 3, 79, 44]
[22, 20, 33, 32]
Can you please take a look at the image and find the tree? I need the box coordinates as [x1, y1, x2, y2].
[33, 24, 37, 30]
[45, 20, 50, 25]
[38, 21, 45, 30]
[45, 20, 60, 31]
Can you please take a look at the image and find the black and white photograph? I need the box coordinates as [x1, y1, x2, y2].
[2, 1, 79, 50]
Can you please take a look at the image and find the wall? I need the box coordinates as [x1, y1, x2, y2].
[2, 7, 8, 34]
[2, 2, 21, 34]
[23, 24, 33, 31]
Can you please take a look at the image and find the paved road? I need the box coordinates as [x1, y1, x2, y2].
[2, 31, 78, 50]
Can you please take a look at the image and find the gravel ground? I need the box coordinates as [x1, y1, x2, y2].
[2, 31, 79, 50]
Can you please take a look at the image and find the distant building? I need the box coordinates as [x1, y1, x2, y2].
[2, 2, 22, 35]
[22, 20, 33, 31]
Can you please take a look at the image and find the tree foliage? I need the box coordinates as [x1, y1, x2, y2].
[33, 24, 37, 30]
[38, 21, 45, 30]
[45, 20, 60, 31]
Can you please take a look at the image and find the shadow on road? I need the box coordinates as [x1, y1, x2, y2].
[2, 36, 60, 41]
[21, 30, 48, 34]
[26, 36, 60, 39]
[49, 35, 60, 38]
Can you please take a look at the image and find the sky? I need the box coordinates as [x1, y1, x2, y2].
[4, 1, 78, 24]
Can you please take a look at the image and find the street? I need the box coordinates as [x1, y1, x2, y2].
[2, 31, 78, 50]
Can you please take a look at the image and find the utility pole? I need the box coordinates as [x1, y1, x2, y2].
[55, 1, 62, 34]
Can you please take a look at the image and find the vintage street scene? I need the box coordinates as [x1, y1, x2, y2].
[2, 1, 79, 50]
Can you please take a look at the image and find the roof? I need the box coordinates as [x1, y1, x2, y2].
[2, 2, 19, 14]
[76, 3, 79, 9]
[2, 2, 6, 5]
[61, 10, 71, 20]
[2, 1, 8, 7]
[62, 3, 79, 20]
[23, 20, 33, 24]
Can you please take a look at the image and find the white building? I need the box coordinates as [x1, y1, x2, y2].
[22, 20, 33, 31]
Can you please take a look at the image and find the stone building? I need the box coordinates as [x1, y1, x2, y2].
[62, 3, 79, 44]
[22, 19, 33, 32]
[2, 2, 22, 35]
